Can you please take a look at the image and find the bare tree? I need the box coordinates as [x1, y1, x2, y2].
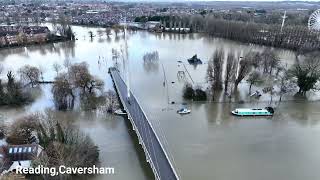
[105, 90, 119, 112]
[206, 60, 214, 82]
[52, 73, 75, 110]
[106, 28, 112, 37]
[69, 62, 104, 94]
[261, 49, 280, 75]
[234, 54, 252, 90]
[63, 58, 71, 69]
[97, 29, 104, 37]
[143, 51, 159, 62]
[56, 14, 72, 37]
[212, 49, 224, 90]
[52, 62, 62, 75]
[246, 51, 261, 69]
[247, 71, 262, 94]
[224, 52, 237, 92]
[113, 26, 120, 37]
[278, 69, 296, 102]
[143, 51, 160, 72]
[18, 65, 41, 87]
[88, 31, 94, 40]
[6, 115, 39, 145]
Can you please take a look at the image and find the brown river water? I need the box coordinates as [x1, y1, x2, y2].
[1, 25, 320, 180]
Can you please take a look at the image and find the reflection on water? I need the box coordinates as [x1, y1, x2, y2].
[1, 25, 320, 180]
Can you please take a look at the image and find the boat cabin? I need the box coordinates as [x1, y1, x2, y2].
[231, 107, 274, 116]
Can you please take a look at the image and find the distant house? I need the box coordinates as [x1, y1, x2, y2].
[145, 21, 161, 29]
[0, 144, 44, 176]
[0, 26, 50, 46]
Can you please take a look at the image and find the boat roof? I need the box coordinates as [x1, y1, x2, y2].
[234, 108, 269, 112]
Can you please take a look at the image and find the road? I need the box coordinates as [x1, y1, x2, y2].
[110, 68, 179, 180]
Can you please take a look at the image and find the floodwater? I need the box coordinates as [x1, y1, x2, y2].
[1, 25, 320, 180]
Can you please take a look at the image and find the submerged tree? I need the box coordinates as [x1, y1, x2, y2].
[52, 62, 62, 75]
[206, 60, 214, 82]
[143, 51, 160, 72]
[113, 25, 120, 37]
[18, 65, 41, 87]
[52, 61, 104, 110]
[224, 52, 237, 92]
[65, 26, 75, 40]
[278, 69, 296, 102]
[194, 87, 207, 101]
[247, 71, 262, 94]
[106, 28, 112, 37]
[261, 49, 280, 75]
[69, 62, 104, 94]
[183, 83, 207, 101]
[52, 73, 75, 110]
[88, 31, 94, 41]
[234, 55, 252, 90]
[212, 49, 224, 90]
[289, 53, 320, 95]
[183, 83, 195, 100]
[3, 71, 32, 106]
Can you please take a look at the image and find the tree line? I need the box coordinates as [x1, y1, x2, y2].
[136, 14, 320, 51]
[200, 10, 310, 26]
[204, 16, 320, 52]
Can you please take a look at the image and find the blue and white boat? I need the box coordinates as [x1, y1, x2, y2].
[231, 107, 274, 116]
[177, 108, 191, 114]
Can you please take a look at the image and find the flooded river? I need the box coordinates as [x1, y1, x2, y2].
[1, 25, 320, 180]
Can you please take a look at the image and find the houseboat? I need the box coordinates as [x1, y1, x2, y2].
[231, 107, 274, 116]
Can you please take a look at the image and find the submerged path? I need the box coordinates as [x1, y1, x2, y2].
[109, 67, 180, 180]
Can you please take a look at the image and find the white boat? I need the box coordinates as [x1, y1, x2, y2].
[231, 107, 274, 116]
[114, 109, 127, 115]
[177, 108, 191, 114]
[250, 90, 262, 97]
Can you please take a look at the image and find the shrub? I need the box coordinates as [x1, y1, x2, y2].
[183, 84, 195, 100]
[194, 88, 207, 101]
[183, 84, 207, 101]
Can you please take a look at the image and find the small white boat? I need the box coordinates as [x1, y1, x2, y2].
[250, 90, 262, 97]
[114, 109, 127, 115]
[177, 108, 191, 114]
[231, 107, 274, 116]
